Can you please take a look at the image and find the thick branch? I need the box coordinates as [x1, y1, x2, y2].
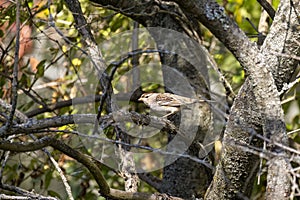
[25, 95, 101, 117]
[5, 112, 185, 139]
[64, 0, 107, 75]
[0, 136, 53, 152]
[266, 157, 291, 200]
[261, 0, 300, 91]
[0, 99, 28, 123]
[63, 0, 95, 43]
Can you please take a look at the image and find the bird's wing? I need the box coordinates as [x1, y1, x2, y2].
[155, 94, 182, 107]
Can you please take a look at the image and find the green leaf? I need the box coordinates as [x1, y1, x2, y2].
[48, 190, 61, 199]
[44, 170, 53, 189]
[20, 73, 31, 88]
[35, 60, 46, 78]
[0, 30, 4, 38]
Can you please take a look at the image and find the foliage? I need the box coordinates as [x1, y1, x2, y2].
[0, 0, 299, 199]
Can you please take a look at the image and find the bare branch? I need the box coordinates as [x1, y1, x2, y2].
[25, 95, 102, 118]
[257, 0, 271, 46]
[257, 0, 276, 19]
[0, 183, 58, 200]
[0, 99, 28, 123]
[266, 157, 290, 200]
[46, 149, 74, 200]
[7, 0, 21, 130]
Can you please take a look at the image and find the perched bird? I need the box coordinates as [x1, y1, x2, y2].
[138, 92, 207, 117]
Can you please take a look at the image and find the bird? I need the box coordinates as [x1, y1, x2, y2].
[138, 92, 207, 117]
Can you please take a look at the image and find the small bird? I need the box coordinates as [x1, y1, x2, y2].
[138, 92, 207, 117]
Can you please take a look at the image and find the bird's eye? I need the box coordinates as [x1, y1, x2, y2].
[142, 93, 151, 98]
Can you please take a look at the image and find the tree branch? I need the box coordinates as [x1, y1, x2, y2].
[257, 0, 276, 19]
[0, 183, 58, 200]
[261, 1, 300, 91]
[0, 99, 28, 123]
[25, 95, 102, 118]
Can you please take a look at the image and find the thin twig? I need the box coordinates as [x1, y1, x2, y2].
[0, 151, 10, 184]
[48, 152, 74, 200]
[202, 46, 236, 106]
[270, 50, 300, 61]
[279, 77, 300, 96]
[7, 0, 21, 131]
[257, 0, 276, 20]
[287, 128, 300, 135]
[257, 0, 271, 45]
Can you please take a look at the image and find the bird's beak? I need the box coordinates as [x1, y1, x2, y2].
[138, 97, 143, 101]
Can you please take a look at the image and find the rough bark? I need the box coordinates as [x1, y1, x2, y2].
[205, 80, 263, 199]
